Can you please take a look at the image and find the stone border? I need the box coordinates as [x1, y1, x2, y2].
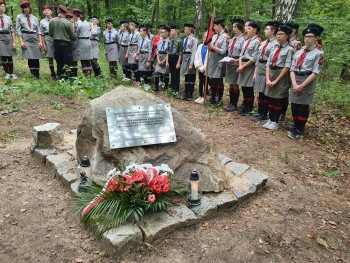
[31, 124, 269, 257]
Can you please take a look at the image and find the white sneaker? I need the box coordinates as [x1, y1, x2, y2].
[144, 84, 151, 91]
[5, 73, 11, 79]
[194, 97, 201, 103]
[198, 97, 205, 104]
[11, 74, 18, 79]
[266, 121, 279, 130]
[262, 120, 272, 128]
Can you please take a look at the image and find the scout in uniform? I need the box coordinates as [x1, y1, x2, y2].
[103, 18, 119, 77]
[134, 25, 152, 90]
[251, 21, 280, 120]
[206, 18, 228, 106]
[39, 5, 56, 79]
[0, 1, 17, 79]
[154, 26, 170, 93]
[285, 22, 301, 51]
[16, 1, 42, 79]
[73, 9, 92, 76]
[168, 25, 183, 95]
[262, 25, 294, 130]
[181, 23, 198, 100]
[194, 30, 209, 104]
[224, 18, 245, 111]
[288, 26, 324, 139]
[126, 20, 141, 86]
[118, 20, 131, 80]
[152, 24, 166, 87]
[236, 21, 261, 115]
[90, 16, 101, 77]
[70, 10, 79, 77]
[48, 5, 76, 80]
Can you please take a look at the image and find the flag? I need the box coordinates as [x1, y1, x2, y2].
[204, 15, 215, 45]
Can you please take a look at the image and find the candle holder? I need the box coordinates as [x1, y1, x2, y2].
[77, 156, 92, 191]
[187, 170, 202, 206]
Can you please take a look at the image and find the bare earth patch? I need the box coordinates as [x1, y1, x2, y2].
[0, 93, 349, 263]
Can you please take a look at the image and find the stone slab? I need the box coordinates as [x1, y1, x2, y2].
[56, 144, 73, 151]
[46, 154, 71, 177]
[32, 148, 56, 164]
[225, 161, 250, 177]
[32, 123, 64, 149]
[102, 224, 143, 256]
[70, 181, 79, 194]
[218, 154, 232, 166]
[138, 204, 197, 242]
[56, 160, 77, 186]
[190, 192, 237, 219]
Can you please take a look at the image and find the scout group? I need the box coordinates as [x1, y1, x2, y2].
[0, 1, 324, 140]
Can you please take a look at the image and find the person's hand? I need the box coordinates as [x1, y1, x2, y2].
[12, 42, 17, 50]
[21, 42, 27, 49]
[253, 74, 256, 82]
[125, 54, 128, 59]
[266, 80, 273, 88]
[236, 66, 243, 73]
[228, 59, 235, 64]
[293, 84, 303, 93]
[39, 42, 43, 49]
[271, 80, 278, 86]
[189, 64, 193, 70]
[176, 63, 180, 69]
[146, 61, 151, 68]
[166, 62, 169, 68]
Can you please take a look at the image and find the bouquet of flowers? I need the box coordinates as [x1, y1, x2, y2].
[74, 163, 179, 234]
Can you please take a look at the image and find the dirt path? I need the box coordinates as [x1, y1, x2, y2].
[0, 94, 349, 263]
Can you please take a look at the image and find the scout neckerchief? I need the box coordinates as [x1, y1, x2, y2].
[108, 30, 112, 42]
[183, 37, 188, 50]
[160, 39, 166, 51]
[130, 32, 135, 44]
[260, 39, 270, 58]
[242, 37, 251, 55]
[26, 14, 31, 29]
[229, 37, 237, 54]
[170, 39, 175, 54]
[272, 45, 282, 66]
[296, 47, 311, 70]
[140, 38, 145, 50]
[0, 15, 4, 29]
[201, 45, 207, 64]
[119, 31, 123, 43]
[213, 32, 221, 46]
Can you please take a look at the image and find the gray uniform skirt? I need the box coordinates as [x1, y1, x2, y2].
[237, 62, 255, 87]
[254, 62, 267, 93]
[105, 43, 118, 62]
[71, 40, 78, 62]
[225, 62, 239, 84]
[155, 53, 169, 74]
[119, 46, 128, 66]
[21, 33, 41, 60]
[289, 74, 316, 105]
[0, 33, 14, 56]
[77, 38, 92, 60]
[264, 68, 290, 99]
[128, 45, 138, 64]
[91, 40, 100, 60]
[138, 52, 151, 71]
[208, 53, 226, 78]
[180, 53, 195, 75]
[44, 35, 54, 58]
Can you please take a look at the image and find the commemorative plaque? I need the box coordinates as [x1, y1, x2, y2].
[105, 104, 177, 149]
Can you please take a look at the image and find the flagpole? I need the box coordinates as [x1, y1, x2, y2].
[203, 7, 215, 106]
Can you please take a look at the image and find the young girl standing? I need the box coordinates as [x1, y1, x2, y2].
[126, 20, 140, 86]
[154, 26, 170, 93]
[90, 16, 101, 77]
[288, 26, 324, 139]
[103, 18, 118, 77]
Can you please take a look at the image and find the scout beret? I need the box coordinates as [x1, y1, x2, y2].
[129, 20, 139, 26]
[170, 25, 179, 29]
[41, 5, 52, 10]
[57, 5, 68, 14]
[146, 24, 152, 29]
[184, 23, 195, 28]
[285, 22, 300, 30]
[248, 21, 261, 31]
[66, 13, 73, 18]
[72, 8, 83, 15]
[90, 16, 99, 20]
[214, 18, 225, 24]
[119, 20, 128, 25]
[158, 24, 166, 29]
[20, 1, 30, 8]
[307, 23, 324, 34]
[0, 1, 5, 5]
[277, 25, 293, 34]
[302, 27, 321, 36]
[162, 26, 171, 32]
[266, 20, 282, 28]
[139, 24, 148, 29]
[231, 18, 245, 25]
[105, 18, 113, 24]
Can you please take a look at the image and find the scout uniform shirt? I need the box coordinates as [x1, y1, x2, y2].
[0, 13, 15, 57]
[128, 30, 140, 64]
[168, 36, 183, 56]
[180, 34, 198, 75]
[90, 25, 101, 59]
[289, 37, 301, 51]
[265, 42, 293, 99]
[253, 37, 278, 93]
[103, 28, 118, 62]
[118, 30, 129, 66]
[138, 37, 152, 71]
[237, 35, 260, 87]
[289, 44, 324, 104]
[16, 13, 41, 60]
[155, 37, 169, 74]
[207, 30, 227, 78]
[225, 34, 244, 85]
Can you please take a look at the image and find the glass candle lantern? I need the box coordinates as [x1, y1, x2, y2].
[187, 170, 202, 206]
[77, 156, 92, 189]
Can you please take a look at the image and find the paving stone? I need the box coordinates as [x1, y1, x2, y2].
[32, 123, 64, 149]
[46, 154, 71, 177]
[190, 192, 237, 219]
[246, 169, 269, 191]
[102, 225, 143, 256]
[218, 154, 232, 165]
[32, 148, 56, 164]
[56, 160, 78, 186]
[138, 204, 198, 242]
[56, 144, 73, 151]
[70, 181, 79, 194]
[225, 161, 250, 177]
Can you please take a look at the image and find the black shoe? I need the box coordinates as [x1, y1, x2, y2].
[287, 128, 301, 139]
[225, 103, 236, 112]
[251, 114, 267, 121]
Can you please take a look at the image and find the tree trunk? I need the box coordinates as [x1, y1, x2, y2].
[86, 0, 92, 18]
[195, 0, 203, 36]
[151, 0, 159, 28]
[274, 0, 300, 22]
[105, 0, 110, 12]
[245, 0, 251, 19]
[36, 0, 46, 17]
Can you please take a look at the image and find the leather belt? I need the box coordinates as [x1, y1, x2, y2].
[294, 71, 312, 76]
[129, 43, 138, 46]
[91, 39, 98, 41]
[22, 31, 36, 34]
[120, 44, 128, 47]
[105, 42, 116, 45]
[258, 59, 267, 63]
[183, 51, 192, 54]
[78, 37, 89, 39]
[0, 31, 10, 34]
[242, 58, 250, 62]
[158, 51, 167, 54]
[140, 51, 149, 54]
[270, 66, 284, 70]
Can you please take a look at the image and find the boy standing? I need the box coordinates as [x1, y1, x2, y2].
[168, 25, 182, 95]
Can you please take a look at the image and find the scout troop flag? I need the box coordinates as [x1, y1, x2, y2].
[204, 14, 215, 45]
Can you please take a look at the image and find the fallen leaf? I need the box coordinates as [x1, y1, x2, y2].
[75, 259, 83, 263]
[316, 237, 328, 248]
[259, 238, 264, 244]
[202, 222, 209, 227]
[307, 233, 317, 239]
[328, 221, 337, 226]
[4, 214, 11, 218]
[20, 209, 27, 213]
